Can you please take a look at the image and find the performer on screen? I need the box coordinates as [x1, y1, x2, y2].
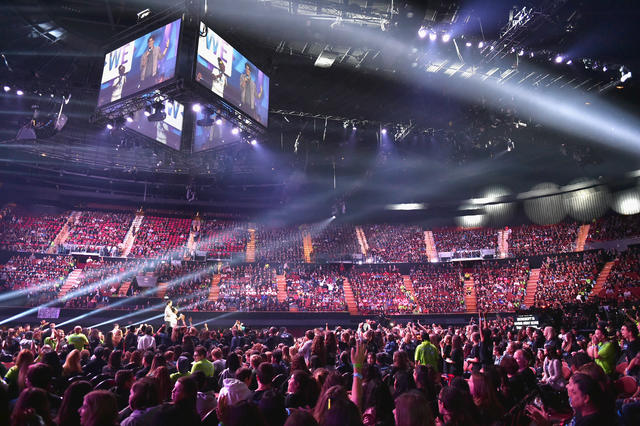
[239, 63, 263, 114]
[140, 35, 170, 85]
[211, 57, 227, 98]
[110, 65, 127, 102]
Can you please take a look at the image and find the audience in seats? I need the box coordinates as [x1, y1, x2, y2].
[507, 223, 577, 258]
[0, 212, 68, 252]
[0, 255, 75, 306]
[65, 211, 133, 256]
[255, 225, 303, 263]
[473, 259, 529, 312]
[364, 224, 427, 263]
[284, 264, 348, 311]
[194, 219, 248, 259]
[63, 259, 146, 309]
[158, 262, 212, 311]
[410, 264, 466, 313]
[348, 265, 416, 314]
[214, 264, 286, 311]
[536, 251, 605, 307]
[588, 214, 640, 242]
[309, 223, 358, 261]
[2, 302, 638, 426]
[129, 216, 191, 258]
[432, 227, 498, 253]
[601, 246, 640, 300]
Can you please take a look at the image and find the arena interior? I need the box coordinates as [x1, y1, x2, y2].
[0, 1, 640, 425]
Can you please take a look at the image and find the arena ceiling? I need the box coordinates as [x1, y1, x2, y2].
[0, 0, 639, 222]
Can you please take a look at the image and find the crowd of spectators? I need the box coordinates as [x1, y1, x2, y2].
[63, 259, 146, 309]
[284, 264, 347, 311]
[432, 227, 498, 253]
[0, 255, 75, 306]
[157, 262, 212, 308]
[473, 260, 529, 312]
[309, 223, 359, 261]
[507, 223, 577, 258]
[588, 214, 640, 242]
[194, 220, 248, 259]
[64, 212, 133, 256]
[214, 264, 286, 311]
[601, 246, 640, 301]
[255, 226, 303, 263]
[364, 224, 426, 263]
[536, 251, 605, 308]
[129, 216, 191, 259]
[1, 301, 639, 426]
[349, 266, 416, 314]
[409, 264, 466, 313]
[0, 212, 69, 252]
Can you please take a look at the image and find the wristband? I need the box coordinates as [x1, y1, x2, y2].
[353, 372, 363, 379]
[354, 363, 363, 368]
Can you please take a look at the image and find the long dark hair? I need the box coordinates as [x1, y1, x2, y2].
[12, 387, 53, 426]
[56, 380, 92, 426]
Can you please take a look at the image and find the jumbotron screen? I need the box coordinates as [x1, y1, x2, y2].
[125, 99, 183, 151]
[195, 23, 269, 127]
[193, 113, 242, 153]
[98, 19, 181, 106]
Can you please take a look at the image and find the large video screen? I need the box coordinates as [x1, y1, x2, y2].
[125, 99, 183, 150]
[98, 19, 181, 106]
[195, 23, 269, 127]
[193, 113, 242, 152]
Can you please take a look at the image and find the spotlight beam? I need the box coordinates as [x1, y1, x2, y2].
[0, 223, 249, 325]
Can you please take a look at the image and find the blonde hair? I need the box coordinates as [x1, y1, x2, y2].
[63, 349, 83, 377]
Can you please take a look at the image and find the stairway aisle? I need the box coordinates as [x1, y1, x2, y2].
[591, 261, 616, 298]
[342, 278, 359, 315]
[464, 276, 477, 313]
[208, 274, 221, 301]
[524, 268, 541, 308]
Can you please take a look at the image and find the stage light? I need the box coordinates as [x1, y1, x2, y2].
[478, 41, 484, 48]
[106, 122, 114, 130]
[442, 33, 451, 43]
[465, 42, 472, 47]
[554, 55, 563, 63]
[16, 89, 24, 96]
[144, 106, 152, 117]
[490, 45, 494, 50]
[231, 127, 239, 135]
[352, 125, 357, 130]
[381, 128, 387, 135]
[3, 85, 9, 92]
[126, 114, 134, 123]
[250, 139, 257, 145]
[192, 103, 201, 112]
[386, 203, 427, 211]
[147, 101, 166, 122]
[418, 27, 428, 39]
[613, 188, 640, 215]
[215, 118, 223, 125]
[429, 32, 437, 41]
[621, 69, 632, 82]
[602, 65, 607, 72]
[565, 59, 572, 65]
[518, 49, 524, 56]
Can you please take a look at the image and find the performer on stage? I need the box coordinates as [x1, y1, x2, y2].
[164, 300, 178, 329]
